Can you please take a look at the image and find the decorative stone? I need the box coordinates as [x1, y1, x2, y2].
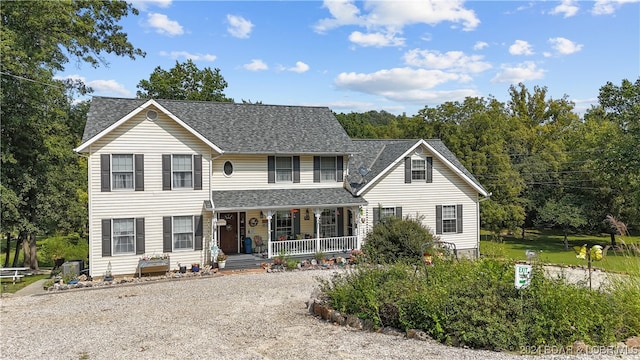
[345, 315, 363, 329]
[626, 336, 640, 349]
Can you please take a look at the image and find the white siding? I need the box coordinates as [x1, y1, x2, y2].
[212, 155, 344, 190]
[360, 150, 480, 253]
[87, 109, 213, 276]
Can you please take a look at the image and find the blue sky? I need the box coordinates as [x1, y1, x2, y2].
[60, 0, 640, 116]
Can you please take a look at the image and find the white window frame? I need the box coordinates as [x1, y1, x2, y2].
[112, 218, 135, 255]
[275, 156, 293, 183]
[173, 216, 194, 250]
[274, 210, 293, 240]
[320, 156, 337, 182]
[112, 154, 134, 190]
[381, 207, 397, 218]
[222, 160, 234, 177]
[442, 205, 457, 234]
[411, 158, 426, 181]
[172, 155, 193, 189]
[320, 209, 338, 237]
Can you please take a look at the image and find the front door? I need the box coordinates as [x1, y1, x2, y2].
[219, 213, 238, 254]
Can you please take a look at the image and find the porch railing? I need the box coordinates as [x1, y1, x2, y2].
[269, 236, 358, 258]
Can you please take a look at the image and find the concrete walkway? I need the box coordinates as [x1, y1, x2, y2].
[13, 278, 48, 296]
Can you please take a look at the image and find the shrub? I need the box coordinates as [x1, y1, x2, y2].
[319, 258, 640, 351]
[37, 234, 88, 267]
[362, 215, 437, 264]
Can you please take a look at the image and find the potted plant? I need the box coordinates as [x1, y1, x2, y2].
[191, 263, 200, 272]
[216, 252, 228, 269]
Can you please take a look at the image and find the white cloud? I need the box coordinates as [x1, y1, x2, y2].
[227, 15, 253, 38]
[60, 75, 131, 96]
[491, 62, 545, 83]
[404, 49, 492, 73]
[550, 0, 579, 17]
[335, 67, 462, 93]
[549, 37, 583, 55]
[287, 61, 310, 73]
[146, 13, 184, 36]
[509, 40, 534, 55]
[348, 31, 405, 47]
[243, 59, 268, 71]
[473, 41, 489, 50]
[159, 51, 216, 61]
[591, 0, 639, 15]
[130, 0, 172, 11]
[314, 0, 480, 47]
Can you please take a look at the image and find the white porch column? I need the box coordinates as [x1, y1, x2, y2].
[266, 210, 273, 259]
[210, 216, 219, 265]
[314, 208, 322, 252]
[353, 206, 361, 250]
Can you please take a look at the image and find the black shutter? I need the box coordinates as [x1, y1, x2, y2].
[163, 216, 172, 252]
[293, 156, 300, 183]
[194, 155, 202, 190]
[101, 219, 111, 257]
[373, 208, 380, 225]
[336, 156, 343, 182]
[268, 156, 275, 183]
[404, 157, 411, 183]
[426, 157, 433, 183]
[436, 205, 442, 234]
[194, 215, 203, 250]
[294, 209, 301, 236]
[337, 207, 344, 236]
[456, 204, 463, 233]
[395, 207, 402, 219]
[313, 156, 320, 183]
[136, 218, 145, 255]
[162, 155, 171, 190]
[101, 154, 110, 192]
[135, 154, 144, 191]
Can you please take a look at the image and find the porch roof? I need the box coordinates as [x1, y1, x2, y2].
[210, 188, 367, 211]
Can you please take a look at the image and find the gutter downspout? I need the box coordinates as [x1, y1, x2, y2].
[477, 192, 492, 259]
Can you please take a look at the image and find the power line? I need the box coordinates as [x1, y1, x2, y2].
[0, 71, 65, 89]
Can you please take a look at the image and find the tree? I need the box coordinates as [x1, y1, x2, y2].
[538, 198, 587, 250]
[1, 1, 144, 269]
[136, 59, 233, 102]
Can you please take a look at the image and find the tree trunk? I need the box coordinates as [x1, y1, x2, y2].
[4, 233, 11, 268]
[28, 232, 39, 270]
[521, 226, 526, 240]
[610, 232, 617, 248]
[12, 232, 23, 267]
[563, 230, 569, 251]
[22, 233, 31, 267]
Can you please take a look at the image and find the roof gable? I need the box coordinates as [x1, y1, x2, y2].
[348, 139, 488, 197]
[76, 97, 354, 154]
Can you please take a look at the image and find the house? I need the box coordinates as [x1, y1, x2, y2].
[75, 97, 488, 277]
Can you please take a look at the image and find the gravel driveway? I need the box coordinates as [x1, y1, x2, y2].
[1, 269, 637, 360]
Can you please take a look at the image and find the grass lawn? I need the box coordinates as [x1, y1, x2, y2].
[480, 229, 640, 274]
[0, 273, 50, 294]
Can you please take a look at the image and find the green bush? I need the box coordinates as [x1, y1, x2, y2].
[362, 216, 437, 264]
[37, 234, 88, 267]
[319, 258, 640, 351]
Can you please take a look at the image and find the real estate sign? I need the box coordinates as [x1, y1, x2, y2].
[515, 264, 532, 289]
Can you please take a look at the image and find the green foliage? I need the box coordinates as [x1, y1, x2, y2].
[37, 234, 88, 267]
[362, 215, 437, 264]
[136, 59, 233, 102]
[319, 259, 640, 351]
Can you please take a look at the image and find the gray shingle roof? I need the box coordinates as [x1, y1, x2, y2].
[211, 188, 367, 211]
[81, 97, 354, 154]
[347, 139, 486, 194]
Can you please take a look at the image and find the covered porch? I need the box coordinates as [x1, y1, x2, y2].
[205, 188, 367, 261]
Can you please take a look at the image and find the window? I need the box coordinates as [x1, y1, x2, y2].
[173, 155, 193, 188]
[173, 216, 194, 250]
[320, 209, 338, 237]
[372, 206, 402, 225]
[320, 157, 337, 181]
[113, 218, 135, 254]
[411, 159, 426, 181]
[223, 161, 233, 176]
[442, 205, 458, 233]
[275, 156, 292, 182]
[112, 155, 134, 189]
[381, 207, 397, 218]
[274, 211, 293, 240]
